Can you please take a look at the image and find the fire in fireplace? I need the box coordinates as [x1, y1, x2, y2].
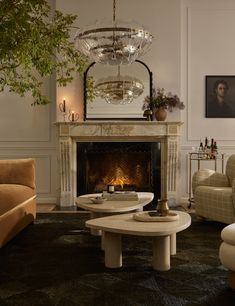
[77, 142, 161, 202]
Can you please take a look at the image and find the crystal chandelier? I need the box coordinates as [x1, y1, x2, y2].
[75, 0, 153, 65]
[94, 66, 144, 104]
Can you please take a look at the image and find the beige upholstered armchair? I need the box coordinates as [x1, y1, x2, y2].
[192, 154, 235, 224]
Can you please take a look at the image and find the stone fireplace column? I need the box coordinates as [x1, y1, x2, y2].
[161, 136, 180, 202]
[59, 136, 73, 206]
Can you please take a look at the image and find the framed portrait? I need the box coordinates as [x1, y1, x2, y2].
[206, 75, 235, 118]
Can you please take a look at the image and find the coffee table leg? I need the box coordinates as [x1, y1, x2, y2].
[152, 236, 170, 271]
[170, 233, 176, 255]
[90, 212, 102, 236]
[104, 232, 122, 268]
[101, 231, 105, 251]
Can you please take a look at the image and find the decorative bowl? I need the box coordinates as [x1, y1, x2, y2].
[89, 196, 107, 204]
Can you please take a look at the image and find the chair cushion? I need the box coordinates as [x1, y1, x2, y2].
[0, 184, 35, 216]
[0, 159, 35, 189]
[192, 169, 229, 194]
[195, 186, 235, 224]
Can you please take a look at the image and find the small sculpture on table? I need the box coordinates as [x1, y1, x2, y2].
[156, 199, 169, 216]
[143, 109, 153, 121]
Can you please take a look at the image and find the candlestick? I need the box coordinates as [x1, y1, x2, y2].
[59, 99, 66, 113]
[68, 110, 79, 122]
[59, 99, 67, 122]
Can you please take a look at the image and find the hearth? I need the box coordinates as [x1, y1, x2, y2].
[76, 142, 161, 201]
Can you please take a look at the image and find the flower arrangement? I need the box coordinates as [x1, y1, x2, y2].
[142, 87, 185, 112]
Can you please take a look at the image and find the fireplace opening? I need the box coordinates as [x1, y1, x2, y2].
[76, 142, 161, 206]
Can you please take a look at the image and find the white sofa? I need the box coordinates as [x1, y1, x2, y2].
[219, 223, 235, 290]
[192, 154, 235, 224]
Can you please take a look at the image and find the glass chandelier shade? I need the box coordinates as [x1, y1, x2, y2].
[74, 0, 153, 65]
[94, 71, 144, 105]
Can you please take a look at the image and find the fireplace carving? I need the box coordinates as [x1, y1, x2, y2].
[57, 121, 182, 207]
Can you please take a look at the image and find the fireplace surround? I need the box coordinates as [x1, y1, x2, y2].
[57, 121, 182, 207]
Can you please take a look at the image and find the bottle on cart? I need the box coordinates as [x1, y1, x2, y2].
[214, 141, 218, 155]
[211, 138, 214, 148]
[204, 137, 208, 151]
[199, 140, 204, 152]
[210, 138, 214, 158]
[205, 137, 211, 156]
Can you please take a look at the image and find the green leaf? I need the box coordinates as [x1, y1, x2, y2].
[0, 0, 89, 105]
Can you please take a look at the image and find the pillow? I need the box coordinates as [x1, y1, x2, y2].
[0, 159, 36, 189]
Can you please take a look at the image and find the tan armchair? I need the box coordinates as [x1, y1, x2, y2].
[0, 159, 36, 247]
[192, 154, 235, 224]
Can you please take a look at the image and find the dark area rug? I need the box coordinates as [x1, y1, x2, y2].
[0, 212, 235, 306]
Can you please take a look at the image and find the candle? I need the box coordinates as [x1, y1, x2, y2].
[71, 111, 75, 121]
[107, 184, 115, 193]
[59, 99, 67, 114]
[63, 99, 66, 112]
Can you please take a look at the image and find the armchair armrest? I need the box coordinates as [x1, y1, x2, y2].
[0, 159, 35, 189]
[232, 180, 235, 206]
[192, 169, 229, 194]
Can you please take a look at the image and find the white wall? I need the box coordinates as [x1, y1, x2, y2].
[56, 0, 235, 202]
[180, 0, 235, 202]
[56, 0, 182, 122]
[0, 0, 58, 203]
[0, 79, 58, 203]
[1, 0, 235, 204]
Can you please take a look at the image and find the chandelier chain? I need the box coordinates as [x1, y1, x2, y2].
[113, 0, 116, 23]
[75, 0, 153, 65]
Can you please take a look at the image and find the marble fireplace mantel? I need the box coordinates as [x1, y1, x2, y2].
[56, 121, 183, 207]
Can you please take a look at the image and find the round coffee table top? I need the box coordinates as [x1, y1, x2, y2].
[86, 210, 191, 236]
[76, 192, 154, 213]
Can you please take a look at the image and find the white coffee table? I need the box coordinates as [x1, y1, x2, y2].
[86, 210, 191, 271]
[76, 192, 154, 235]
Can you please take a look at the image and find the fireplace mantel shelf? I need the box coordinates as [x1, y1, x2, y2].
[56, 121, 183, 139]
[57, 121, 183, 207]
[55, 121, 183, 125]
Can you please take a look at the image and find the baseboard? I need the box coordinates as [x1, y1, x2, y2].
[36, 197, 57, 204]
[180, 197, 190, 205]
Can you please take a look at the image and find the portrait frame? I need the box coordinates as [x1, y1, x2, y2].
[206, 75, 235, 118]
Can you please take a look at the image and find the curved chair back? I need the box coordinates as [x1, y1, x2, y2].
[226, 155, 235, 186]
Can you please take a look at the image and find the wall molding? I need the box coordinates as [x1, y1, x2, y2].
[0, 146, 56, 150]
[181, 3, 235, 142]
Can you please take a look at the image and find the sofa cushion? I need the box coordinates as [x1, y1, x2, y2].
[0, 184, 35, 216]
[0, 159, 35, 189]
